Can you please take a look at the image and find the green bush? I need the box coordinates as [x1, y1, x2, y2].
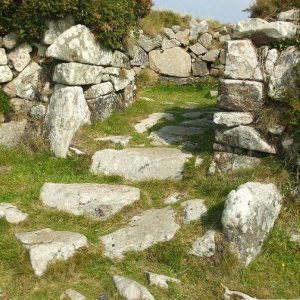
[0, 90, 11, 120]
[0, 0, 153, 49]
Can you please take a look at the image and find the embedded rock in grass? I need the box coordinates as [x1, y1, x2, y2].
[218, 79, 264, 112]
[44, 85, 91, 158]
[53, 63, 104, 85]
[146, 272, 181, 289]
[40, 183, 140, 220]
[60, 289, 86, 300]
[113, 275, 155, 300]
[181, 199, 208, 224]
[213, 112, 253, 127]
[15, 228, 88, 276]
[95, 135, 132, 147]
[208, 152, 261, 174]
[224, 40, 263, 81]
[46, 25, 112, 65]
[232, 18, 297, 46]
[7, 43, 32, 72]
[43, 15, 75, 45]
[90, 148, 192, 181]
[0, 120, 27, 147]
[269, 46, 300, 100]
[149, 47, 191, 78]
[215, 126, 276, 154]
[190, 230, 216, 257]
[101, 207, 180, 259]
[3, 62, 41, 99]
[0, 203, 28, 224]
[134, 112, 175, 133]
[84, 82, 114, 99]
[222, 182, 282, 266]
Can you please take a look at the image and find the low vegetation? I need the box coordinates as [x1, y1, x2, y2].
[0, 0, 153, 48]
[0, 90, 11, 121]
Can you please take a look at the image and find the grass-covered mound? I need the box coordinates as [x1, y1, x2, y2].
[0, 0, 152, 48]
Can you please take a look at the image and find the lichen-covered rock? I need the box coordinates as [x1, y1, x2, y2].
[218, 79, 264, 112]
[0, 203, 28, 224]
[46, 25, 112, 65]
[84, 82, 114, 99]
[213, 112, 253, 127]
[129, 45, 148, 66]
[189, 19, 208, 40]
[224, 40, 263, 80]
[181, 199, 207, 224]
[264, 48, 279, 77]
[101, 207, 180, 258]
[3, 33, 18, 50]
[7, 43, 32, 72]
[0, 120, 27, 147]
[269, 46, 300, 100]
[0, 65, 13, 83]
[192, 58, 209, 77]
[208, 152, 261, 174]
[222, 182, 282, 266]
[233, 18, 297, 46]
[3, 62, 41, 99]
[174, 29, 190, 46]
[113, 275, 155, 300]
[111, 50, 130, 68]
[15, 228, 88, 276]
[199, 33, 213, 49]
[137, 34, 162, 52]
[190, 230, 216, 257]
[149, 47, 191, 78]
[189, 43, 208, 56]
[40, 183, 140, 220]
[202, 49, 219, 63]
[53, 63, 104, 85]
[161, 38, 180, 50]
[215, 126, 276, 154]
[44, 85, 91, 158]
[30, 104, 46, 120]
[0, 48, 8, 65]
[91, 148, 192, 181]
[110, 76, 130, 91]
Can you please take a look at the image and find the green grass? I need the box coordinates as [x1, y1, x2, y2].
[0, 83, 299, 299]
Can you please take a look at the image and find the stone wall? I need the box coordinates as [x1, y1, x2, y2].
[209, 10, 300, 175]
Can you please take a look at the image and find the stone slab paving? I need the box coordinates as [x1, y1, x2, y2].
[90, 148, 192, 181]
[15, 228, 88, 276]
[100, 207, 180, 259]
[40, 183, 140, 220]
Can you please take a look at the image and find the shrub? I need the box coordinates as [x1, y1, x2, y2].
[139, 9, 189, 37]
[245, 0, 300, 19]
[0, 0, 153, 49]
[136, 68, 159, 88]
[0, 90, 11, 120]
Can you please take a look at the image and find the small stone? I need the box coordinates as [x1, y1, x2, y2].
[84, 82, 114, 99]
[199, 33, 212, 49]
[137, 34, 162, 52]
[195, 156, 204, 167]
[0, 120, 27, 147]
[111, 50, 130, 68]
[290, 233, 300, 244]
[8, 43, 32, 72]
[189, 43, 208, 56]
[219, 34, 231, 42]
[30, 104, 46, 120]
[0, 203, 28, 224]
[172, 25, 181, 33]
[190, 230, 216, 257]
[69, 147, 85, 155]
[95, 135, 132, 147]
[3, 33, 18, 50]
[192, 58, 209, 77]
[110, 76, 130, 92]
[60, 289, 86, 300]
[0, 48, 8, 65]
[129, 46, 148, 66]
[163, 192, 183, 204]
[174, 29, 190, 46]
[210, 90, 218, 97]
[146, 272, 181, 289]
[113, 275, 155, 300]
[181, 199, 208, 224]
[0, 65, 13, 83]
[277, 9, 300, 22]
[202, 49, 219, 62]
[161, 38, 180, 50]
[163, 28, 175, 39]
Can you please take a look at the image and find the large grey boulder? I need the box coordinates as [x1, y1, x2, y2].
[0, 203, 28, 224]
[224, 40, 263, 81]
[0, 65, 13, 83]
[149, 47, 191, 78]
[213, 112, 253, 127]
[218, 79, 264, 112]
[222, 182, 282, 266]
[216, 126, 276, 154]
[40, 183, 140, 220]
[0, 120, 27, 147]
[46, 25, 112, 65]
[16, 229, 88, 276]
[208, 152, 261, 174]
[7, 43, 32, 72]
[44, 85, 91, 158]
[190, 230, 216, 257]
[43, 15, 75, 45]
[137, 34, 162, 52]
[3, 62, 41, 99]
[146, 272, 180, 289]
[90, 148, 192, 181]
[113, 275, 155, 300]
[53, 63, 104, 85]
[232, 18, 297, 46]
[101, 207, 180, 258]
[269, 46, 300, 100]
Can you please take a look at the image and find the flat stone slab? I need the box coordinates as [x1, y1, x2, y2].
[40, 183, 140, 220]
[60, 289, 86, 300]
[146, 271, 181, 289]
[190, 230, 216, 257]
[15, 228, 88, 276]
[181, 199, 208, 224]
[113, 275, 155, 300]
[95, 135, 132, 147]
[134, 113, 175, 133]
[100, 207, 180, 259]
[0, 203, 28, 224]
[90, 148, 192, 181]
[213, 112, 253, 127]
